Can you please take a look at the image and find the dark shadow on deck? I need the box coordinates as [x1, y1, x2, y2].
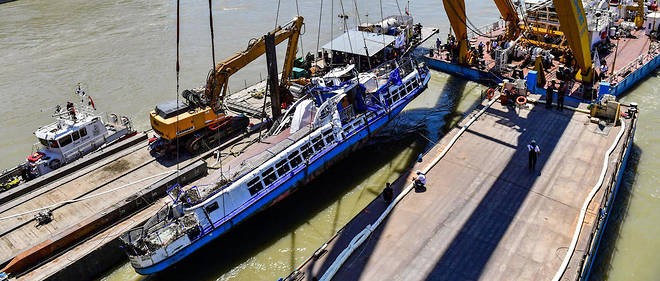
[142, 137, 421, 281]
[291, 76, 474, 281]
[424, 104, 575, 281]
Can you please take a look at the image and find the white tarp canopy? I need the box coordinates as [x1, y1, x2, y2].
[322, 30, 397, 57]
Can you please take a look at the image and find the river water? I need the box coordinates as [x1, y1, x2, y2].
[0, 1, 656, 280]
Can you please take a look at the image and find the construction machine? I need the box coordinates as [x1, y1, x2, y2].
[442, 0, 594, 83]
[442, 0, 520, 65]
[150, 16, 305, 154]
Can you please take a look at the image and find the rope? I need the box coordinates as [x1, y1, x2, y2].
[552, 117, 627, 281]
[0, 171, 177, 221]
[319, 95, 501, 281]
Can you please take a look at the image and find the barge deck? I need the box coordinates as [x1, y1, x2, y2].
[287, 96, 637, 280]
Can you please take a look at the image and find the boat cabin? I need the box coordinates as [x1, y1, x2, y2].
[29, 111, 110, 175]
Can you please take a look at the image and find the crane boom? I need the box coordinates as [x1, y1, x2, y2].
[552, 0, 593, 83]
[493, 0, 520, 39]
[442, 0, 469, 64]
[205, 16, 304, 111]
[150, 16, 304, 143]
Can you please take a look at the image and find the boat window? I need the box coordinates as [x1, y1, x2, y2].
[204, 202, 219, 213]
[312, 136, 324, 151]
[72, 131, 81, 141]
[79, 128, 87, 138]
[288, 151, 303, 167]
[276, 159, 290, 176]
[301, 143, 313, 159]
[39, 138, 49, 147]
[324, 134, 335, 144]
[58, 135, 73, 147]
[247, 177, 264, 195]
[262, 167, 277, 186]
[49, 140, 59, 148]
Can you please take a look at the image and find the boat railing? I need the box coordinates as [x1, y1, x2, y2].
[610, 49, 657, 82]
[467, 20, 505, 40]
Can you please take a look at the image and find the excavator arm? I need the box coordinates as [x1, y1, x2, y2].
[493, 0, 520, 39]
[205, 16, 304, 111]
[552, 0, 593, 83]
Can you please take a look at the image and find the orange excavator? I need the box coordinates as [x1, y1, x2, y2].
[442, 0, 594, 83]
[149, 16, 304, 154]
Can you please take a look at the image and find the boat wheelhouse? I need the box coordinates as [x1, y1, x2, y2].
[0, 94, 134, 192]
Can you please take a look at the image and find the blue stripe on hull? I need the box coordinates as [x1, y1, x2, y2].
[135, 75, 428, 275]
[610, 54, 660, 97]
[422, 56, 501, 84]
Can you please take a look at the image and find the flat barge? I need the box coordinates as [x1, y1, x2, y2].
[287, 92, 638, 280]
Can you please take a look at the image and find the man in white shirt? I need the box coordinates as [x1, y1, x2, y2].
[528, 140, 541, 171]
[414, 170, 426, 188]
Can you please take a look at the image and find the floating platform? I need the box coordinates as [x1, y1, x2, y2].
[422, 28, 660, 99]
[287, 95, 637, 280]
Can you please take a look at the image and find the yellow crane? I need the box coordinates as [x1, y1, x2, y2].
[150, 16, 304, 153]
[552, 0, 593, 83]
[493, 0, 521, 39]
[442, 0, 594, 83]
[442, 0, 519, 64]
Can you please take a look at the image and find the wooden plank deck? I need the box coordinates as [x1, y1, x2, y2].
[12, 131, 265, 280]
[289, 99, 633, 281]
[0, 145, 180, 265]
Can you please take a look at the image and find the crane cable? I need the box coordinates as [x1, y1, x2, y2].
[319, 95, 502, 281]
[275, 0, 281, 29]
[295, 0, 305, 55]
[316, 0, 324, 62]
[339, 0, 354, 55]
[352, 0, 372, 70]
[175, 0, 181, 177]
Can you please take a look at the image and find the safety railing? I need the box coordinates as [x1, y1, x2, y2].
[575, 114, 637, 281]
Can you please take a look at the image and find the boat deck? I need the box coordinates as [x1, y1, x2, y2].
[427, 28, 657, 98]
[288, 98, 635, 280]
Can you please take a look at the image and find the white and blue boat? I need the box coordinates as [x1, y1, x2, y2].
[120, 56, 429, 274]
